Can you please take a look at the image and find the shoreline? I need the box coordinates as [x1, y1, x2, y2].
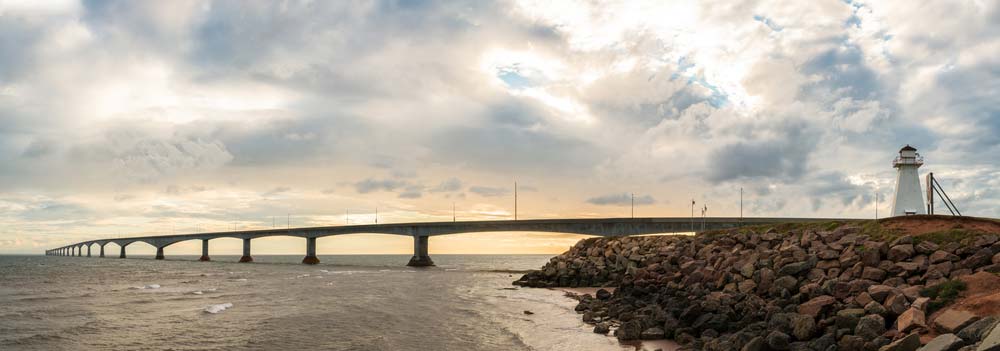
[552, 287, 682, 351]
[516, 217, 1000, 350]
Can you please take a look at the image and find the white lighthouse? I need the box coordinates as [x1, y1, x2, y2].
[890, 145, 926, 216]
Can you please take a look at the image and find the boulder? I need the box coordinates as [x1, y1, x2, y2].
[835, 308, 866, 330]
[856, 314, 887, 339]
[767, 331, 791, 350]
[979, 321, 1000, 351]
[869, 285, 894, 302]
[863, 267, 888, 281]
[593, 322, 610, 334]
[774, 276, 798, 291]
[641, 327, 665, 340]
[885, 292, 910, 315]
[934, 309, 979, 334]
[790, 313, 816, 341]
[856, 292, 875, 306]
[863, 249, 883, 267]
[596, 288, 612, 300]
[957, 316, 998, 344]
[742, 336, 764, 351]
[889, 245, 915, 261]
[912, 297, 931, 311]
[615, 319, 643, 340]
[866, 301, 889, 316]
[917, 334, 965, 351]
[798, 295, 836, 317]
[931, 250, 959, 264]
[897, 308, 927, 333]
[878, 332, 920, 351]
[779, 261, 812, 276]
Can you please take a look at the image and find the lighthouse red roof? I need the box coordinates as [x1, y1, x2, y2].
[899, 144, 917, 152]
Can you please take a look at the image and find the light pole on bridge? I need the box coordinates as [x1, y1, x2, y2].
[690, 199, 695, 232]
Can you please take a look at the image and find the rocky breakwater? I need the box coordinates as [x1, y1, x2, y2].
[514, 218, 1000, 351]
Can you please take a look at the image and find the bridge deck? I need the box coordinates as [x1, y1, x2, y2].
[49, 217, 849, 251]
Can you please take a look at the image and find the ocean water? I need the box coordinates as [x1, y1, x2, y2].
[0, 254, 648, 351]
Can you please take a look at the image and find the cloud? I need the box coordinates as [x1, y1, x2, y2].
[430, 178, 463, 193]
[398, 185, 423, 199]
[587, 193, 655, 206]
[705, 122, 819, 184]
[469, 186, 510, 197]
[262, 186, 292, 197]
[353, 178, 407, 194]
[1, 0, 1000, 254]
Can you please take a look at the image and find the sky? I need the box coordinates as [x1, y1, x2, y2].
[1, 0, 998, 255]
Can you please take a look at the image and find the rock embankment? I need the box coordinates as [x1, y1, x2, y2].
[514, 221, 1000, 351]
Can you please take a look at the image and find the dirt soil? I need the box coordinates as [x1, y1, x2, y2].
[952, 272, 1000, 316]
[880, 215, 1000, 236]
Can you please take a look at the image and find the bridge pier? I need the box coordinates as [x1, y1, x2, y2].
[406, 235, 434, 267]
[155, 247, 165, 260]
[302, 237, 319, 264]
[99, 244, 105, 258]
[119, 245, 127, 259]
[77, 246, 81, 257]
[87, 245, 91, 257]
[239, 238, 253, 263]
[199, 240, 210, 261]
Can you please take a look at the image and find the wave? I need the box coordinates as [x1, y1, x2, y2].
[128, 284, 161, 290]
[203, 303, 233, 314]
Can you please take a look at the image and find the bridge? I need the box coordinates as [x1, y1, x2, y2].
[44, 217, 841, 266]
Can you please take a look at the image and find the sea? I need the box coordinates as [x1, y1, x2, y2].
[0, 254, 659, 351]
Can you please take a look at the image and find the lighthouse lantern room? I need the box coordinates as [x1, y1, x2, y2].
[890, 145, 926, 216]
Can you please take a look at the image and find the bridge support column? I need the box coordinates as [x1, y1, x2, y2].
[87, 246, 91, 257]
[406, 235, 434, 267]
[155, 247, 165, 260]
[99, 244, 105, 258]
[239, 238, 253, 263]
[77, 247, 81, 257]
[119, 245, 127, 259]
[199, 240, 210, 261]
[302, 237, 319, 264]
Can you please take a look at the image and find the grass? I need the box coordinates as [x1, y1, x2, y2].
[920, 279, 968, 313]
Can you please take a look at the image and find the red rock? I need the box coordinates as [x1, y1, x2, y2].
[897, 307, 926, 333]
[868, 285, 894, 302]
[933, 309, 979, 333]
[798, 295, 836, 317]
[862, 267, 887, 281]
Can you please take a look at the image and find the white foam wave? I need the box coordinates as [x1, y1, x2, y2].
[203, 303, 232, 314]
[192, 291, 203, 295]
[144, 284, 161, 289]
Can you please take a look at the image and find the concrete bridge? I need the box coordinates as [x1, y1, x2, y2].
[45, 217, 842, 266]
